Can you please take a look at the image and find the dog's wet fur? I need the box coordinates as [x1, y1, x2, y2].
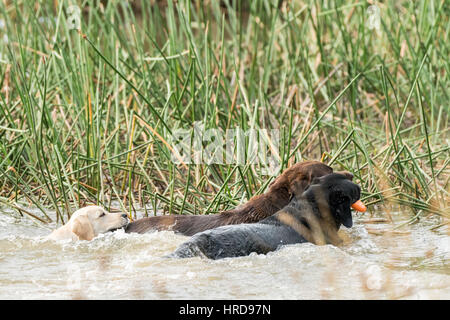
[126, 161, 352, 236]
[170, 173, 361, 259]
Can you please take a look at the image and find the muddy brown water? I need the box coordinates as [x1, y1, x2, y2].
[0, 208, 448, 299]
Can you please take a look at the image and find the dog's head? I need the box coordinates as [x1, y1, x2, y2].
[302, 173, 362, 228]
[268, 161, 331, 197]
[69, 206, 129, 240]
[268, 161, 354, 199]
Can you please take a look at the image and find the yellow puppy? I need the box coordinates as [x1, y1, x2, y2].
[47, 206, 128, 241]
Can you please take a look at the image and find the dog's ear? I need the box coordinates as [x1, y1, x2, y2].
[335, 171, 354, 181]
[302, 184, 322, 203]
[310, 176, 323, 185]
[334, 197, 353, 228]
[291, 177, 310, 198]
[71, 215, 95, 240]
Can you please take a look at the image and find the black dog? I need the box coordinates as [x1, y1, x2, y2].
[170, 173, 362, 260]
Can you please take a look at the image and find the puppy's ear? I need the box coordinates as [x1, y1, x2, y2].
[71, 215, 95, 240]
[335, 197, 353, 228]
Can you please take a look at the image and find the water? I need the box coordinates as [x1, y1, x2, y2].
[0, 208, 449, 299]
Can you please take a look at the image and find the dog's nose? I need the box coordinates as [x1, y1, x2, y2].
[122, 213, 128, 219]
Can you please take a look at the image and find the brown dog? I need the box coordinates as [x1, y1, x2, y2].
[125, 161, 352, 236]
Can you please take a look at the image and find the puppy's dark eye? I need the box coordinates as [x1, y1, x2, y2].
[99, 212, 106, 218]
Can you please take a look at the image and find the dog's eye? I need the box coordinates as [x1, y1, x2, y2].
[332, 191, 348, 205]
[336, 196, 347, 204]
[99, 212, 106, 218]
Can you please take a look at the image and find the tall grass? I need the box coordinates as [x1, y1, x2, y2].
[0, 0, 448, 224]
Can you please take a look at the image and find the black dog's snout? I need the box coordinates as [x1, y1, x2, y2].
[352, 184, 361, 202]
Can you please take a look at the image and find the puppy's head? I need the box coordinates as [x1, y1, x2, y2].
[69, 206, 129, 240]
[303, 173, 362, 229]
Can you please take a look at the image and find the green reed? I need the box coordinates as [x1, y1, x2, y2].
[0, 0, 448, 224]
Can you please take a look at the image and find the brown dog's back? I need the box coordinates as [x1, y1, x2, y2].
[125, 161, 347, 236]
